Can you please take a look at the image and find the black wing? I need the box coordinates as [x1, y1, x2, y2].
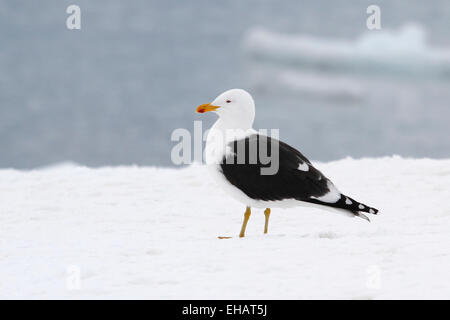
[220, 134, 378, 217]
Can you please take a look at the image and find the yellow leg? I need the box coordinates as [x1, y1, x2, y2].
[264, 208, 271, 234]
[239, 207, 251, 238]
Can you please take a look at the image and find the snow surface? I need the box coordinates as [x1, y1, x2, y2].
[1, 157, 450, 299]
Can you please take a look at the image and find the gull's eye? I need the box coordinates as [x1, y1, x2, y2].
[226, 99, 231, 103]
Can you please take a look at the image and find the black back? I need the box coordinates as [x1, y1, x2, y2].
[220, 134, 379, 217]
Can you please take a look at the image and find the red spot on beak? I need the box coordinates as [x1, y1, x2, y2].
[196, 103, 220, 113]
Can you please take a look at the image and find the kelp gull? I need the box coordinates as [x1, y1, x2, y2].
[196, 89, 379, 238]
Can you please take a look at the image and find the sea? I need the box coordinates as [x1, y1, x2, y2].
[1, 0, 450, 168]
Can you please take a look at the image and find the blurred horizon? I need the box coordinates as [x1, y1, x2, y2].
[1, 0, 450, 169]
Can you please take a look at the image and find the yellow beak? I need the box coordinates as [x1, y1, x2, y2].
[196, 103, 220, 113]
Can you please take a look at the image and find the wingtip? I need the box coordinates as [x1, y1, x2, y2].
[355, 212, 371, 222]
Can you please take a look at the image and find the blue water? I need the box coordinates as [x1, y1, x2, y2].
[1, 0, 450, 168]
